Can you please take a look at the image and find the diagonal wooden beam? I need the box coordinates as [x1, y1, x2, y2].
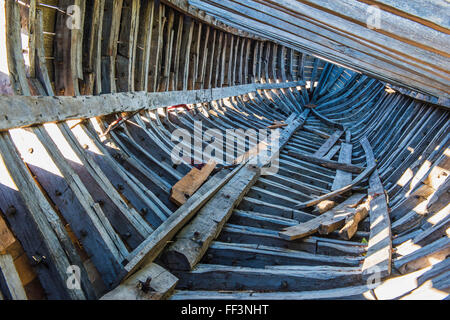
[314, 129, 344, 157]
[294, 163, 377, 210]
[288, 149, 363, 174]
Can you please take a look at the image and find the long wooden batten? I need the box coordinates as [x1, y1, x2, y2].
[0, 0, 448, 301]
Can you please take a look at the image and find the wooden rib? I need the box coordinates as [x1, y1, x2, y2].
[136, 0, 155, 91]
[0, 254, 27, 300]
[127, 0, 140, 92]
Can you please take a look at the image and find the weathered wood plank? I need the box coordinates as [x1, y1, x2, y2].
[314, 130, 344, 157]
[170, 285, 374, 300]
[170, 159, 216, 206]
[360, 136, 392, 280]
[332, 143, 353, 190]
[161, 165, 260, 270]
[294, 164, 376, 209]
[279, 193, 366, 240]
[0, 81, 304, 132]
[174, 264, 362, 291]
[288, 149, 363, 174]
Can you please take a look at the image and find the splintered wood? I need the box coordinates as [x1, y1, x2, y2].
[170, 159, 217, 206]
[279, 193, 366, 241]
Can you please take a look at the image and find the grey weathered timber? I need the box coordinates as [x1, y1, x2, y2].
[170, 285, 374, 300]
[288, 150, 363, 174]
[174, 264, 362, 291]
[314, 130, 344, 157]
[161, 165, 260, 270]
[0, 254, 27, 300]
[331, 143, 354, 190]
[360, 136, 392, 280]
[279, 193, 366, 240]
[294, 164, 376, 209]
[0, 81, 304, 132]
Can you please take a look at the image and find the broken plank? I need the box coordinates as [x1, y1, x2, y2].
[314, 129, 344, 157]
[320, 203, 369, 235]
[288, 149, 363, 174]
[294, 164, 376, 209]
[279, 193, 366, 240]
[170, 159, 216, 206]
[339, 203, 370, 240]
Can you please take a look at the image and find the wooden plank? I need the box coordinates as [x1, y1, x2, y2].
[101, 263, 178, 300]
[279, 193, 366, 240]
[0, 254, 27, 300]
[174, 264, 362, 291]
[288, 149, 363, 174]
[203, 241, 361, 268]
[170, 285, 374, 300]
[332, 142, 353, 190]
[126, 111, 309, 276]
[0, 80, 304, 132]
[161, 165, 260, 271]
[170, 159, 217, 206]
[0, 133, 88, 300]
[360, 136, 392, 280]
[294, 164, 376, 210]
[314, 130, 344, 157]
